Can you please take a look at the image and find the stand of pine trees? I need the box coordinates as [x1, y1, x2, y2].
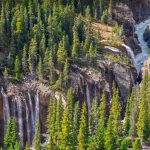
[0, 0, 114, 85]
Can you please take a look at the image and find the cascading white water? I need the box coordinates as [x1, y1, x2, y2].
[35, 90, 40, 123]
[135, 19, 150, 73]
[86, 82, 91, 113]
[16, 97, 24, 148]
[25, 102, 31, 145]
[1, 88, 10, 132]
[12, 100, 16, 118]
[122, 44, 136, 68]
[1, 87, 41, 148]
[28, 92, 35, 141]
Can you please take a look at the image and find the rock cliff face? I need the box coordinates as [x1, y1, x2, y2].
[0, 55, 137, 146]
[144, 25, 150, 48]
[113, 0, 150, 55]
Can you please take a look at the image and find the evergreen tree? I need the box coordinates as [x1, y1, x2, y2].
[37, 57, 43, 81]
[72, 25, 80, 59]
[110, 86, 121, 141]
[63, 59, 69, 87]
[4, 118, 20, 150]
[14, 55, 21, 79]
[77, 102, 88, 150]
[28, 37, 38, 73]
[47, 99, 57, 149]
[57, 38, 67, 67]
[33, 122, 41, 150]
[137, 80, 149, 141]
[73, 101, 81, 146]
[104, 117, 115, 150]
[96, 91, 107, 149]
[60, 87, 75, 150]
[22, 44, 28, 72]
[55, 98, 63, 147]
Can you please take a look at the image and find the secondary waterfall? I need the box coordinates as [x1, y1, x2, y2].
[28, 92, 35, 140]
[1, 88, 10, 132]
[122, 44, 136, 68]
[16, 97, 24, 148]
[25, 102, 31, 145]
[1, 89, 40, 148]
[86, 82, 91, 113]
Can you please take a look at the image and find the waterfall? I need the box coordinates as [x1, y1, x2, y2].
[1, 88, 10, 132]
[28, 92, 35, 141]
[122, 44, 136, 68]
[35, 90, 40, 123]
[1, 88, 41, 148]
[16, 97, 24, 148]
[25, 102, 31, 145]
[12, 100, 16, 118]
[86, 82, 91, 113]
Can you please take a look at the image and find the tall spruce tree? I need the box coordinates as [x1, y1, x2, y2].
[4, 118, 20, 150]
[60, 88, 75, 150]
[33, 122, 41, 150]
[77, 102, 88, 150]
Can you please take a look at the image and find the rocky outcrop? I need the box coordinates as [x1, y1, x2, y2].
[143, 25, 150, 47]
[0, 54, 137, 146]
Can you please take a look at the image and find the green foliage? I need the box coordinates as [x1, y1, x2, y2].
[33, 123, 41, 150]
[24, 143, 30, 150]
[132, 139, 141, 150]
[4, 118, 20, 150]
[14, 56, 21, 79]
[77, 102, 88, 150]
[120, 137, 131, 150]
[60, 88, 75, 149]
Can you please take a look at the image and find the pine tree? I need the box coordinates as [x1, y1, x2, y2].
[63, 59, 69, 87]
[3, 67, 8, 80]
[60, 87, 75, 150]
[73, 101, 81, 146]
[47, 99, 57, 149]
[55, 98, 63, 147]
[28, 37, 38, 73]
[14, 55, 21, 79]
[57, 38, 67, 67]
[77, 102, 88, 150]
[110, 86, 121, 140]
[33, 122, 41, 150]
[96, 91, 107, 149]
[22, 44, 28, 72]
[72, 25, 80, 59]
[104, 117, 115, 150]
[37, 57, 43, 81]
[123, 96, 132, 136]
[4, 118, 20, 150]
[137, 80, 149, 141]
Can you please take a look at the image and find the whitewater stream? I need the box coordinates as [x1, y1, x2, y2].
[135, 19, 150, 74]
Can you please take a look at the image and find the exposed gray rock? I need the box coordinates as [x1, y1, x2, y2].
[143, 25, 150, 48]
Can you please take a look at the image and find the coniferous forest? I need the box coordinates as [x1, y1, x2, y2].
[0, 0, 150, 150]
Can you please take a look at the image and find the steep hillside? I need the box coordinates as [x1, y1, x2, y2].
[0, 0, 150, 150]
